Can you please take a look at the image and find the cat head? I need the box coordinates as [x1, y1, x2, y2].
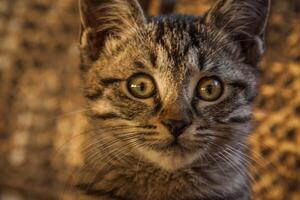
[79, 0, 270, 171]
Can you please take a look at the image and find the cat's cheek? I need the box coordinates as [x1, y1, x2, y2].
[90, 99, 118, 115]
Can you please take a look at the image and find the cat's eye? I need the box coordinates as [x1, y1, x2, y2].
[197, 77, 223, 101]
[127, 73, 156, 99]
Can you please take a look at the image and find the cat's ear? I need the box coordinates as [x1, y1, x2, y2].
[204, 0, 271, 65]
[79, 0, 146, 65]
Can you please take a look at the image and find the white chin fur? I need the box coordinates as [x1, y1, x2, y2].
[136, 146, 199, 171]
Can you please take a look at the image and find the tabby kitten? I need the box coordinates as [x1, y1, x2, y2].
[78, 0, 270, 199]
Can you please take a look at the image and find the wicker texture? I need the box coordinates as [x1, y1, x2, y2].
[0, 0, 299, 199]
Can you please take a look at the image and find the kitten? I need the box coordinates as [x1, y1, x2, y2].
[78, 0, 270, 199]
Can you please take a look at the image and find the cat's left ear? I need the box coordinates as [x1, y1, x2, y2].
[204, 0, 271, 66]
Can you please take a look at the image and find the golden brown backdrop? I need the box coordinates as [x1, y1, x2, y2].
[0, 0, 299, 200]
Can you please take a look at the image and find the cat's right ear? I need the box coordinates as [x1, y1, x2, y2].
[204, 0, 271, 66]
[79, 0, 146, 68]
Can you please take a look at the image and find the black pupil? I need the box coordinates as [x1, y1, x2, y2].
[140, 82, 146, 92]
[206, 84, 213, 95]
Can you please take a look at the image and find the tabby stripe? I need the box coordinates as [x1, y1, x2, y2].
[230, 81, 257, 103]
[150, 52, 157, 68]
[136, 125, 157, 129]
[196, 125, 210, 130]
[134, 61, 146, 69]
[100, 78, 122, 86]
[91, 113, 122, 120]
[85, 91, 103, 100]
[77, 184, 125, 199]
[229, 81, 248, 89]
[86, 189, 125, 199]
[228, 115, 252, 123]
[153, 97, 162, 114]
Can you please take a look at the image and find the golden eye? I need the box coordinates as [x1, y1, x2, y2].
[127, 73, 156, 99]
[197, 77, 223, 101]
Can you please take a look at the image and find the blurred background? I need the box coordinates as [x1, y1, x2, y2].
[0, 0, 299, 199]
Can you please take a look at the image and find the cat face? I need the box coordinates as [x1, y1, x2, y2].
[79, 0, 270, 171]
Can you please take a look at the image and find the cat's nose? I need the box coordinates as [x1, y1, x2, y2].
[162, 119, 191, 138]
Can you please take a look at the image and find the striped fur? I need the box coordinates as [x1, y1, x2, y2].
[78, 0, 270, 199]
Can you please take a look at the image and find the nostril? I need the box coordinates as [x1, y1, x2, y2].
[162, 119, 191, 138]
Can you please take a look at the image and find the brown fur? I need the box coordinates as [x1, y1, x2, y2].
[78, 0, 270, 199]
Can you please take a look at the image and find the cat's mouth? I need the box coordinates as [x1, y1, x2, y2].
[155, 139, 194, 154]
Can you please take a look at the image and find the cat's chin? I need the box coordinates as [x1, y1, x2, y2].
[136, 146, 200, 171]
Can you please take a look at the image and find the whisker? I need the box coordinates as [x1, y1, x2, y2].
[223, 145, 257, 185]
[52, 125, 132, 156]
[60, 128, 141, 197]
[222, 148, 256, 185]
[195, 132, 230, 141]
[74, 132, 145, 188]
[82, 141, 145, 194]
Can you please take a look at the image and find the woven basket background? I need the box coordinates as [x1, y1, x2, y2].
[0, 0, 299, 199]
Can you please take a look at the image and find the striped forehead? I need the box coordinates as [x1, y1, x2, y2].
[154, 44, 200, 75]
[151, 46, 201, 104]
[148, 16, 221, 72]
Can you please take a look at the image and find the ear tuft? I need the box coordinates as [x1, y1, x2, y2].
[205, 0, 271, 65]
[79, 0, 146, 68]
